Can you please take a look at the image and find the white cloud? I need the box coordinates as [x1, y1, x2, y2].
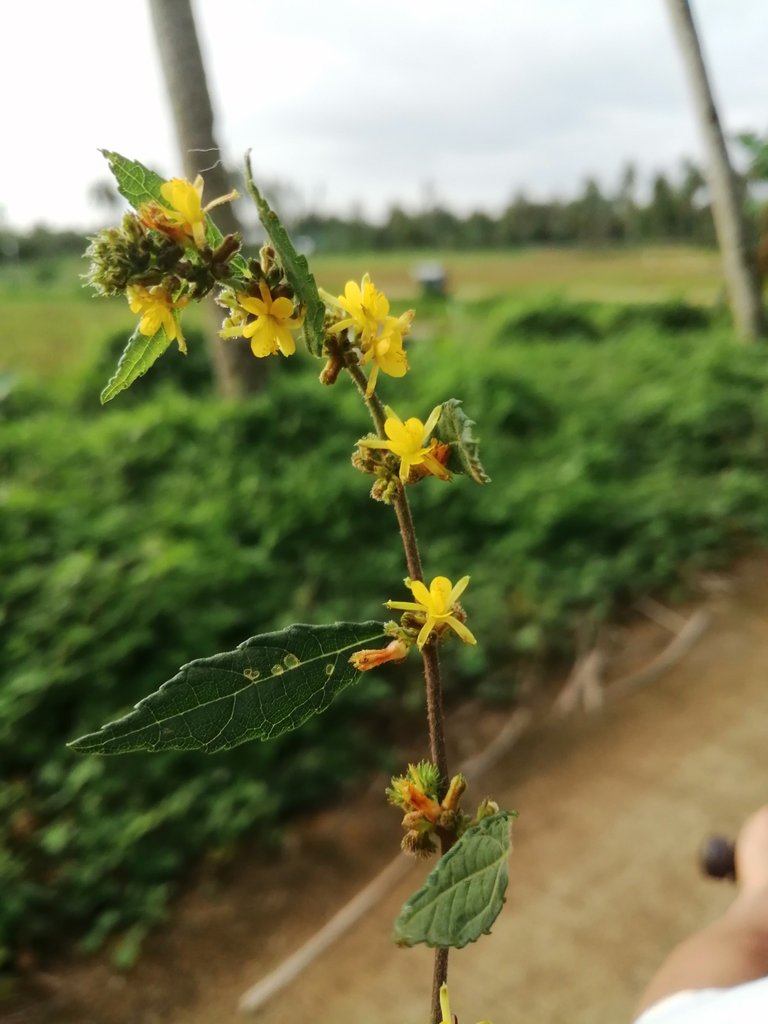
[2, 0, 766, 228]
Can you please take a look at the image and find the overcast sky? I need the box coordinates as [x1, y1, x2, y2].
[1, 0, 765, 230]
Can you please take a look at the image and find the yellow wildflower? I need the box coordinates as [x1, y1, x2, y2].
[327, 275, 413, 394]
[386, 576, 476, 650]
[360, 313, 412, 396]
[220, 282, 303, 358]
[439, 983, 493, 1024]
[359, 405, 450, 484]
[126, 285, 187, 352]
[332, 273, 391, 341]
[140, 175, 237, 248]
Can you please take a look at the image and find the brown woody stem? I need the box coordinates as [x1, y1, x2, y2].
[344, 357, 450, 1023]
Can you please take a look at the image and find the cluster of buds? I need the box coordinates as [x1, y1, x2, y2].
[387, 762, 499, 859]
[85, 174, 245, 352]
[85, 212, 184, 297]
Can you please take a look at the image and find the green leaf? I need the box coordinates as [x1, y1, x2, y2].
[101, 150, 167, 210]
[245, 153, 326, 357]
[69, 622, 388, 755]
[435, 399, 491, 484]
[100, 324, 173, 404]
[393, 811, 515, 949]
[101, 150, 248, 275]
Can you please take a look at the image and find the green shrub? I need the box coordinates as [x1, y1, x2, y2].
[609, 300, 713, 334]
[5, 312, 768, 967]
[493, 299, 602, 343]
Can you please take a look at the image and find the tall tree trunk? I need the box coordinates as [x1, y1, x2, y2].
[148, 0, 267, 393]
[665, 0, 764, 340]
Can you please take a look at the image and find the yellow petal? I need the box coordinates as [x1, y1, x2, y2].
[275, 324, 296, 356]
[271, 296, 295, 320]
[385, 600, 424, 612]
[409, 580, 431, 606]
[416, 617, 437, 649]
[422, 451, 452, 481]
[447, 616, 477, 645]
[364, 362, 380, 396]
[327, 316, 355, 334]
[448, 575, 470, 604]
[402, 418, 425, 447]
[357, 438, 395, 451]
[249, 320, 277, 357]
[422, 404, 443, 442]
[239, 295, 268, 317]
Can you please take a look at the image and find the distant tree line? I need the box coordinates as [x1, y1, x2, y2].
[292, 161, 720, 252]
[0, 160, 734, 261]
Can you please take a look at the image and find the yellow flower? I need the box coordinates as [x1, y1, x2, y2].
[360, 313, 412, 396]
[126, 285, 187, 352]
[326, 275, 413, 394]
[359, 405, 450, 484]
[439, 983, 493, 1024]
[386, 575, 476, 650]
[220, 282, 303, 358]
[140, 175, 237, 248]
[332, 273, 391, 340]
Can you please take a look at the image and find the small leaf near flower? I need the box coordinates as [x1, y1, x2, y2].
[100, 323, 173, 404]
[434, 398, 491, 484]
[394, 810, 516, 949]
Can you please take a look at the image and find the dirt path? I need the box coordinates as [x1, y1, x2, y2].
[26, 559, 768, 1024]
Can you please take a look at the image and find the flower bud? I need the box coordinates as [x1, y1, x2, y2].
[401, 829, 437, 859]
[349, 638, 410, 672]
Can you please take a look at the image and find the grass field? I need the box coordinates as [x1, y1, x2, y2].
[0, 246, 723, 386]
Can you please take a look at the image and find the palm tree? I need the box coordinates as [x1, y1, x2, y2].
[664, 0, 764, 339]
[148, 0, 266, 393]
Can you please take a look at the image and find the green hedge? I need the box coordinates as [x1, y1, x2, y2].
[4, 308, 768, 967]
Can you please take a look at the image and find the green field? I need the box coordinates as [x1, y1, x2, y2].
[1, 246, 723, 385]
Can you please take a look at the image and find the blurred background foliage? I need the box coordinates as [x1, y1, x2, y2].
[4, 249, 768, 970]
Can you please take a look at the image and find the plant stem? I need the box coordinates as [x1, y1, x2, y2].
[431, 949, 450, 1023]
[344, 358, 451, 1023]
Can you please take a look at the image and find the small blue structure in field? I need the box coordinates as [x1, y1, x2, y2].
[413, 261, 448, 298]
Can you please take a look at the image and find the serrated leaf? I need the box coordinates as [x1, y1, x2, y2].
[100, 324, 173, 404]
[435, 399, 491, 484]
[393, 811, 515, 949]
[245, 154, 326, 357]
[101, 150, 168, 210]
[101, 150, 248, 275]
[69, 622, 388, 755]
